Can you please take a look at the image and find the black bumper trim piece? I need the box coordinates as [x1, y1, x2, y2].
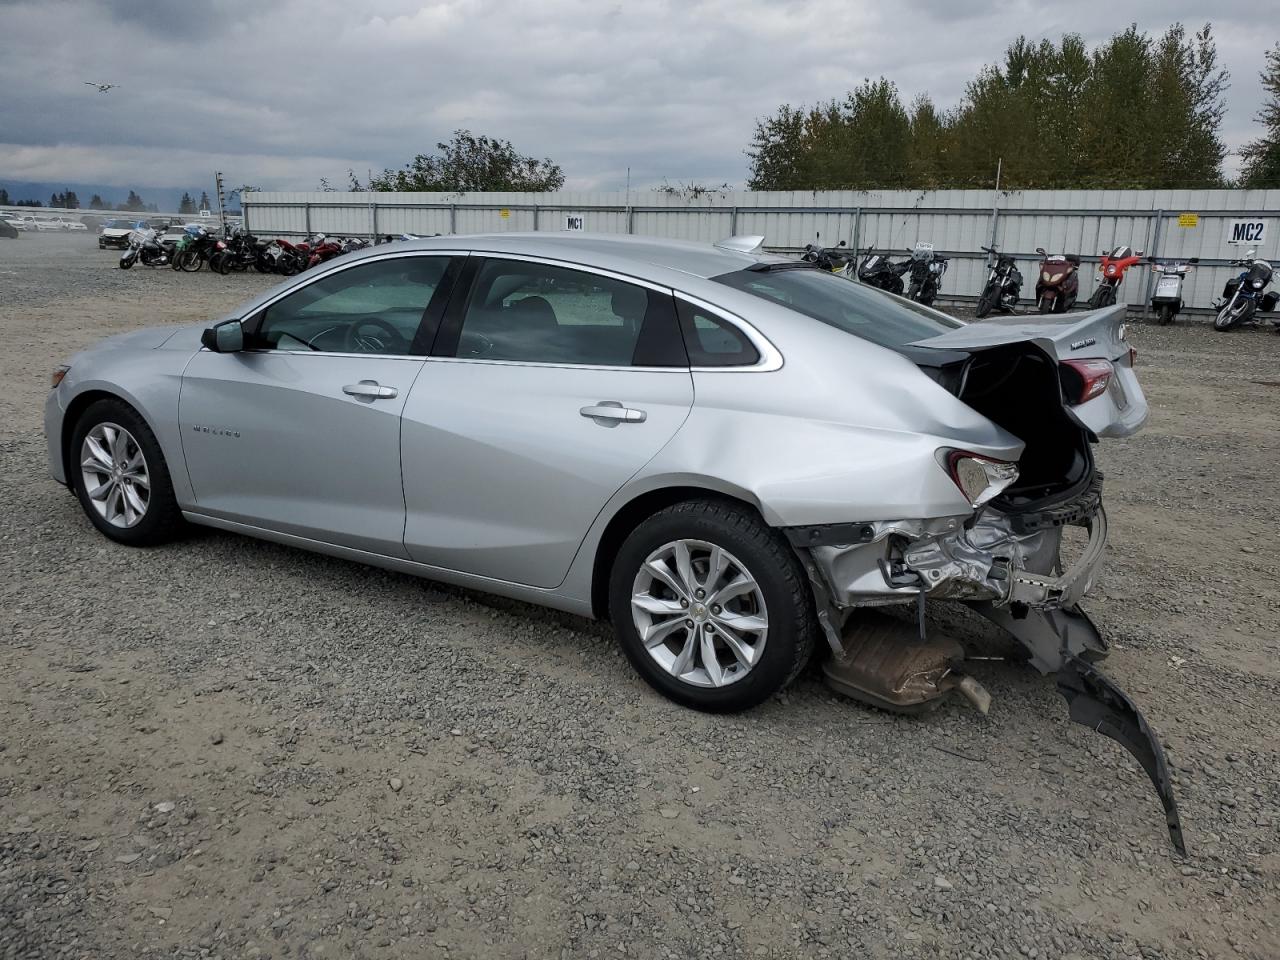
[1056, 655, 1186, 855]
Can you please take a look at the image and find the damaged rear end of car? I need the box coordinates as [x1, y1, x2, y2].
[818, 307, 1181, 852]
[713, 263, 1181, 852]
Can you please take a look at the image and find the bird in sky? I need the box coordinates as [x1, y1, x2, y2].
[83, 81, 117, 93]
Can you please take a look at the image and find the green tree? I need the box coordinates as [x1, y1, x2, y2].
[369, 129, 565, 192]
[63, 190, 79, 209]
[179, 192, 196, 214]
[0, 187, 9, 205]
[89, 194, 105, 209]
[1240, 43, 1280, 188]
[199, 191, 211, 210]
[50, 192, 65, 208]
[122, 190, 145, 212]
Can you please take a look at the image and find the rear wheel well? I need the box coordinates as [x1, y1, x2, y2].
[60, 390, 130, 481]
[590, 486, 763, 618]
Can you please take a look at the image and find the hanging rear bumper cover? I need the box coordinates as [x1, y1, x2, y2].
[794, 486, 1185, 853]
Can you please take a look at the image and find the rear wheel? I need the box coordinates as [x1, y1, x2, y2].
[69, 399, 186, 546]
[608, 500, 817, 713]
[1157, 304, 1174, 325]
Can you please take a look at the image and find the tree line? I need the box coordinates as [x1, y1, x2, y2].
[749, 24, 1241, 190]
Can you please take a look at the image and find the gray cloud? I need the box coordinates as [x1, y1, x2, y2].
[0, 0, 1272, 191]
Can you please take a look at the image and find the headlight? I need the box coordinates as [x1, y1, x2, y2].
[1041, 270, 1051, 282]
[1049, 273, 1064, 283]
[940, 451, 1020, 508]
[1105, 264, 1117, 276]
[51, 364, 70, 389]
[1253, 280, 1264, 289]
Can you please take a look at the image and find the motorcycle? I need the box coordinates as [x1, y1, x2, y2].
[853, 247, 908, 294]
[170, 224, 218, 272]
[974, 244, 1023, 318]
[800, 239, 850, 273]
[904, 241, 948, 307]
[1147, 256, 1198, 325]
[1088, 244, 1145, 309]
[211, 230, 271, 274]
[1034, 247, 1081, 314]
[118, 228, 169, 269]
[262, 237, 308, 275]
[304, 234, 345, 270]
[1212, 250, 1278, 332]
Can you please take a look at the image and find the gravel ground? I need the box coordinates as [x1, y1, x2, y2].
[2, 232, 1279, 960]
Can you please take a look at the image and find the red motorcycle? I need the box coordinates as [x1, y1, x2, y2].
[1088, 244, 1145, 309]
[304, 234, 344, 270]
[1034, 247, 1081, 314]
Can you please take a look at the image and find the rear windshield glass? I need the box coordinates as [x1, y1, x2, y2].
[712, 267, 965, 348]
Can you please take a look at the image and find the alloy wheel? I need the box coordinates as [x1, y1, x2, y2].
[630, 539, 769, 688]
[80, 422, 150, 528]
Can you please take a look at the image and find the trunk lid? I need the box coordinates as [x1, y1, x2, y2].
[911, 305, 1147, 440]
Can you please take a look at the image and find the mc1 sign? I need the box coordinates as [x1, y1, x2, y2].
[1225, 219, 1266, 245]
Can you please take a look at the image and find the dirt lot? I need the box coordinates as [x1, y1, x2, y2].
[2, 232, 1279, 960]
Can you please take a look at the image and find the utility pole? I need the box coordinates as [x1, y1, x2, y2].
[214, 171, 227, 234]
[988, 157, 1002, 253]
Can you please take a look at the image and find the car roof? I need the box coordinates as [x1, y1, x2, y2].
[373, 232, 788, 282]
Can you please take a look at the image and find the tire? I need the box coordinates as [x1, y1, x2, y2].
[69, 398, 186, 547]
[975, 286, 995, 319]
[907, 282, 922, 302]
[118, 255, 134, 270]
[608, 499, 817, 713]
[1038, 297, 1053, 314]
[1157, 304, 1174, 326]
[1214, 299, 1252, 331]
[179, 250, 202, 272]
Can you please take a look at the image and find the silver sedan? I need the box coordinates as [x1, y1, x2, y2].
[43, 232, 1182, 850]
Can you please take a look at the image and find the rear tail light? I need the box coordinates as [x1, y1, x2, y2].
[1060, 358, 1113, 404]
[940, 450, 1020, 508]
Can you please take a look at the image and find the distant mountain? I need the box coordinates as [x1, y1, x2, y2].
[0, 179, 241, 213]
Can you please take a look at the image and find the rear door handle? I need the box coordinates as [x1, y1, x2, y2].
[343, 380, 398, 401]
[580, 401, 647, 425]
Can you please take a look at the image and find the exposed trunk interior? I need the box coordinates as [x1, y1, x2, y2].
[952, 344, 1095, 510]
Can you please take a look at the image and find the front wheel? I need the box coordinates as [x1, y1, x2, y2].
[179, 250, 203, 272]
[609, 500, 817, 713]
[1038, 296, 1054, 314]
[1214, 298, 1253, 331]
[1157, 304, 1174, 325]
[118, 254, 135, 270]
[975, 285, 996, 318]
[69, 399, 186, 546]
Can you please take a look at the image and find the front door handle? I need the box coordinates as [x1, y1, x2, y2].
[343, 380, 398, 401]
[580, 401, 647, 426]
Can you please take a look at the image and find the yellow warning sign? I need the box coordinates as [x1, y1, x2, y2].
[499, 208, 510, 219]
[1177, 213, 1199, 228]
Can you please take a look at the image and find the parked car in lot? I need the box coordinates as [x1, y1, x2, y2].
[0, 216, 17, 239]
[3, 213, 30, 232]
[42, 232, 1182, 851]
[99, 218, 144, 248]
[32, 217, 64, 232]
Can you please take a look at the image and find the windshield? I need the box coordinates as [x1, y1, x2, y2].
[712, 267, 964, 348]
[104, 219, 133, 229]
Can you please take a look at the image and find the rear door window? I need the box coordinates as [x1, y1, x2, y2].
[448, 259, 686, 367]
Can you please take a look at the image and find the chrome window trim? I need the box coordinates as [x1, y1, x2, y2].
[425, 356, 691, 373]
[674, 293, 784, 373]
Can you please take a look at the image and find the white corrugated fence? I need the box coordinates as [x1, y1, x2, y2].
[242, 189, 1280, 316]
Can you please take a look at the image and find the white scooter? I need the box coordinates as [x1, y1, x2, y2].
[1147, 256, 1198, 325]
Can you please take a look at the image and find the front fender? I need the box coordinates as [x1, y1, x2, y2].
[49, 349, 196, 505]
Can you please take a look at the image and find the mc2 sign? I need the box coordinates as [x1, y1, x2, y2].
[1225, 219, 1267, 246]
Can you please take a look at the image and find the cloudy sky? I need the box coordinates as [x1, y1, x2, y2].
[0, 0, 1274, 194]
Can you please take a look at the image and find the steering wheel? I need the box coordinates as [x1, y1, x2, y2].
[458, 330, 495, 357]
[342, 316, 407, 353]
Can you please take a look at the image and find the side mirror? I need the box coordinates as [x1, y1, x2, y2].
[1135, 249, 1145, 257]
[201, 320, 244, 353]
[837, 240, 846, 247]
[1035, 247, 1047, 257]
[1189, 257, 1200, 264]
